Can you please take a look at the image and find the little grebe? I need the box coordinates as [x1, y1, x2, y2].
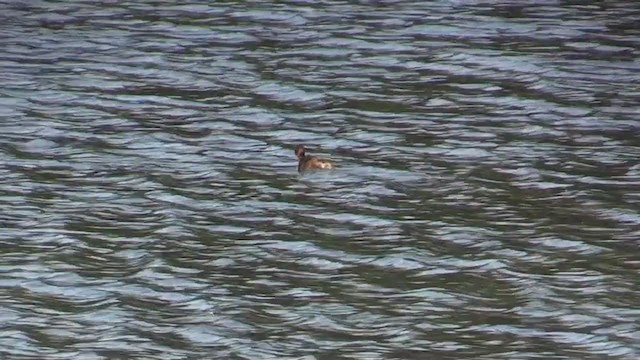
[295, 144, 334, 172]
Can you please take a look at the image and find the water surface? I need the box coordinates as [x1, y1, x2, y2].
[1, 1, 639, 359]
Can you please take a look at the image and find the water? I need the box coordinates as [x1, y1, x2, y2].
[1, 1, 639, 358]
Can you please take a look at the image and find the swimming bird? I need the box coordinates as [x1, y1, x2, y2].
[295, 144, 334, 173]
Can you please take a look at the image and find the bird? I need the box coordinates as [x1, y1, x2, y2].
[294, 144, 334, 173]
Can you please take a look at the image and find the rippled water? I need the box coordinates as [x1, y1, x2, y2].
[1, 1, 639, 358]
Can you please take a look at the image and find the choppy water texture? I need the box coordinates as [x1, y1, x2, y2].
[1, 0, 640, 359]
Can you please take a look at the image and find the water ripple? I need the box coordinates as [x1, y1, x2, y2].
[1, 0, 639, 359]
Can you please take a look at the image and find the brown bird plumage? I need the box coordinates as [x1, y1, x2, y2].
[295, 144, 334, 173]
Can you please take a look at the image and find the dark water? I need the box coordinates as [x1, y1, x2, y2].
[1, 0, 640, 358]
